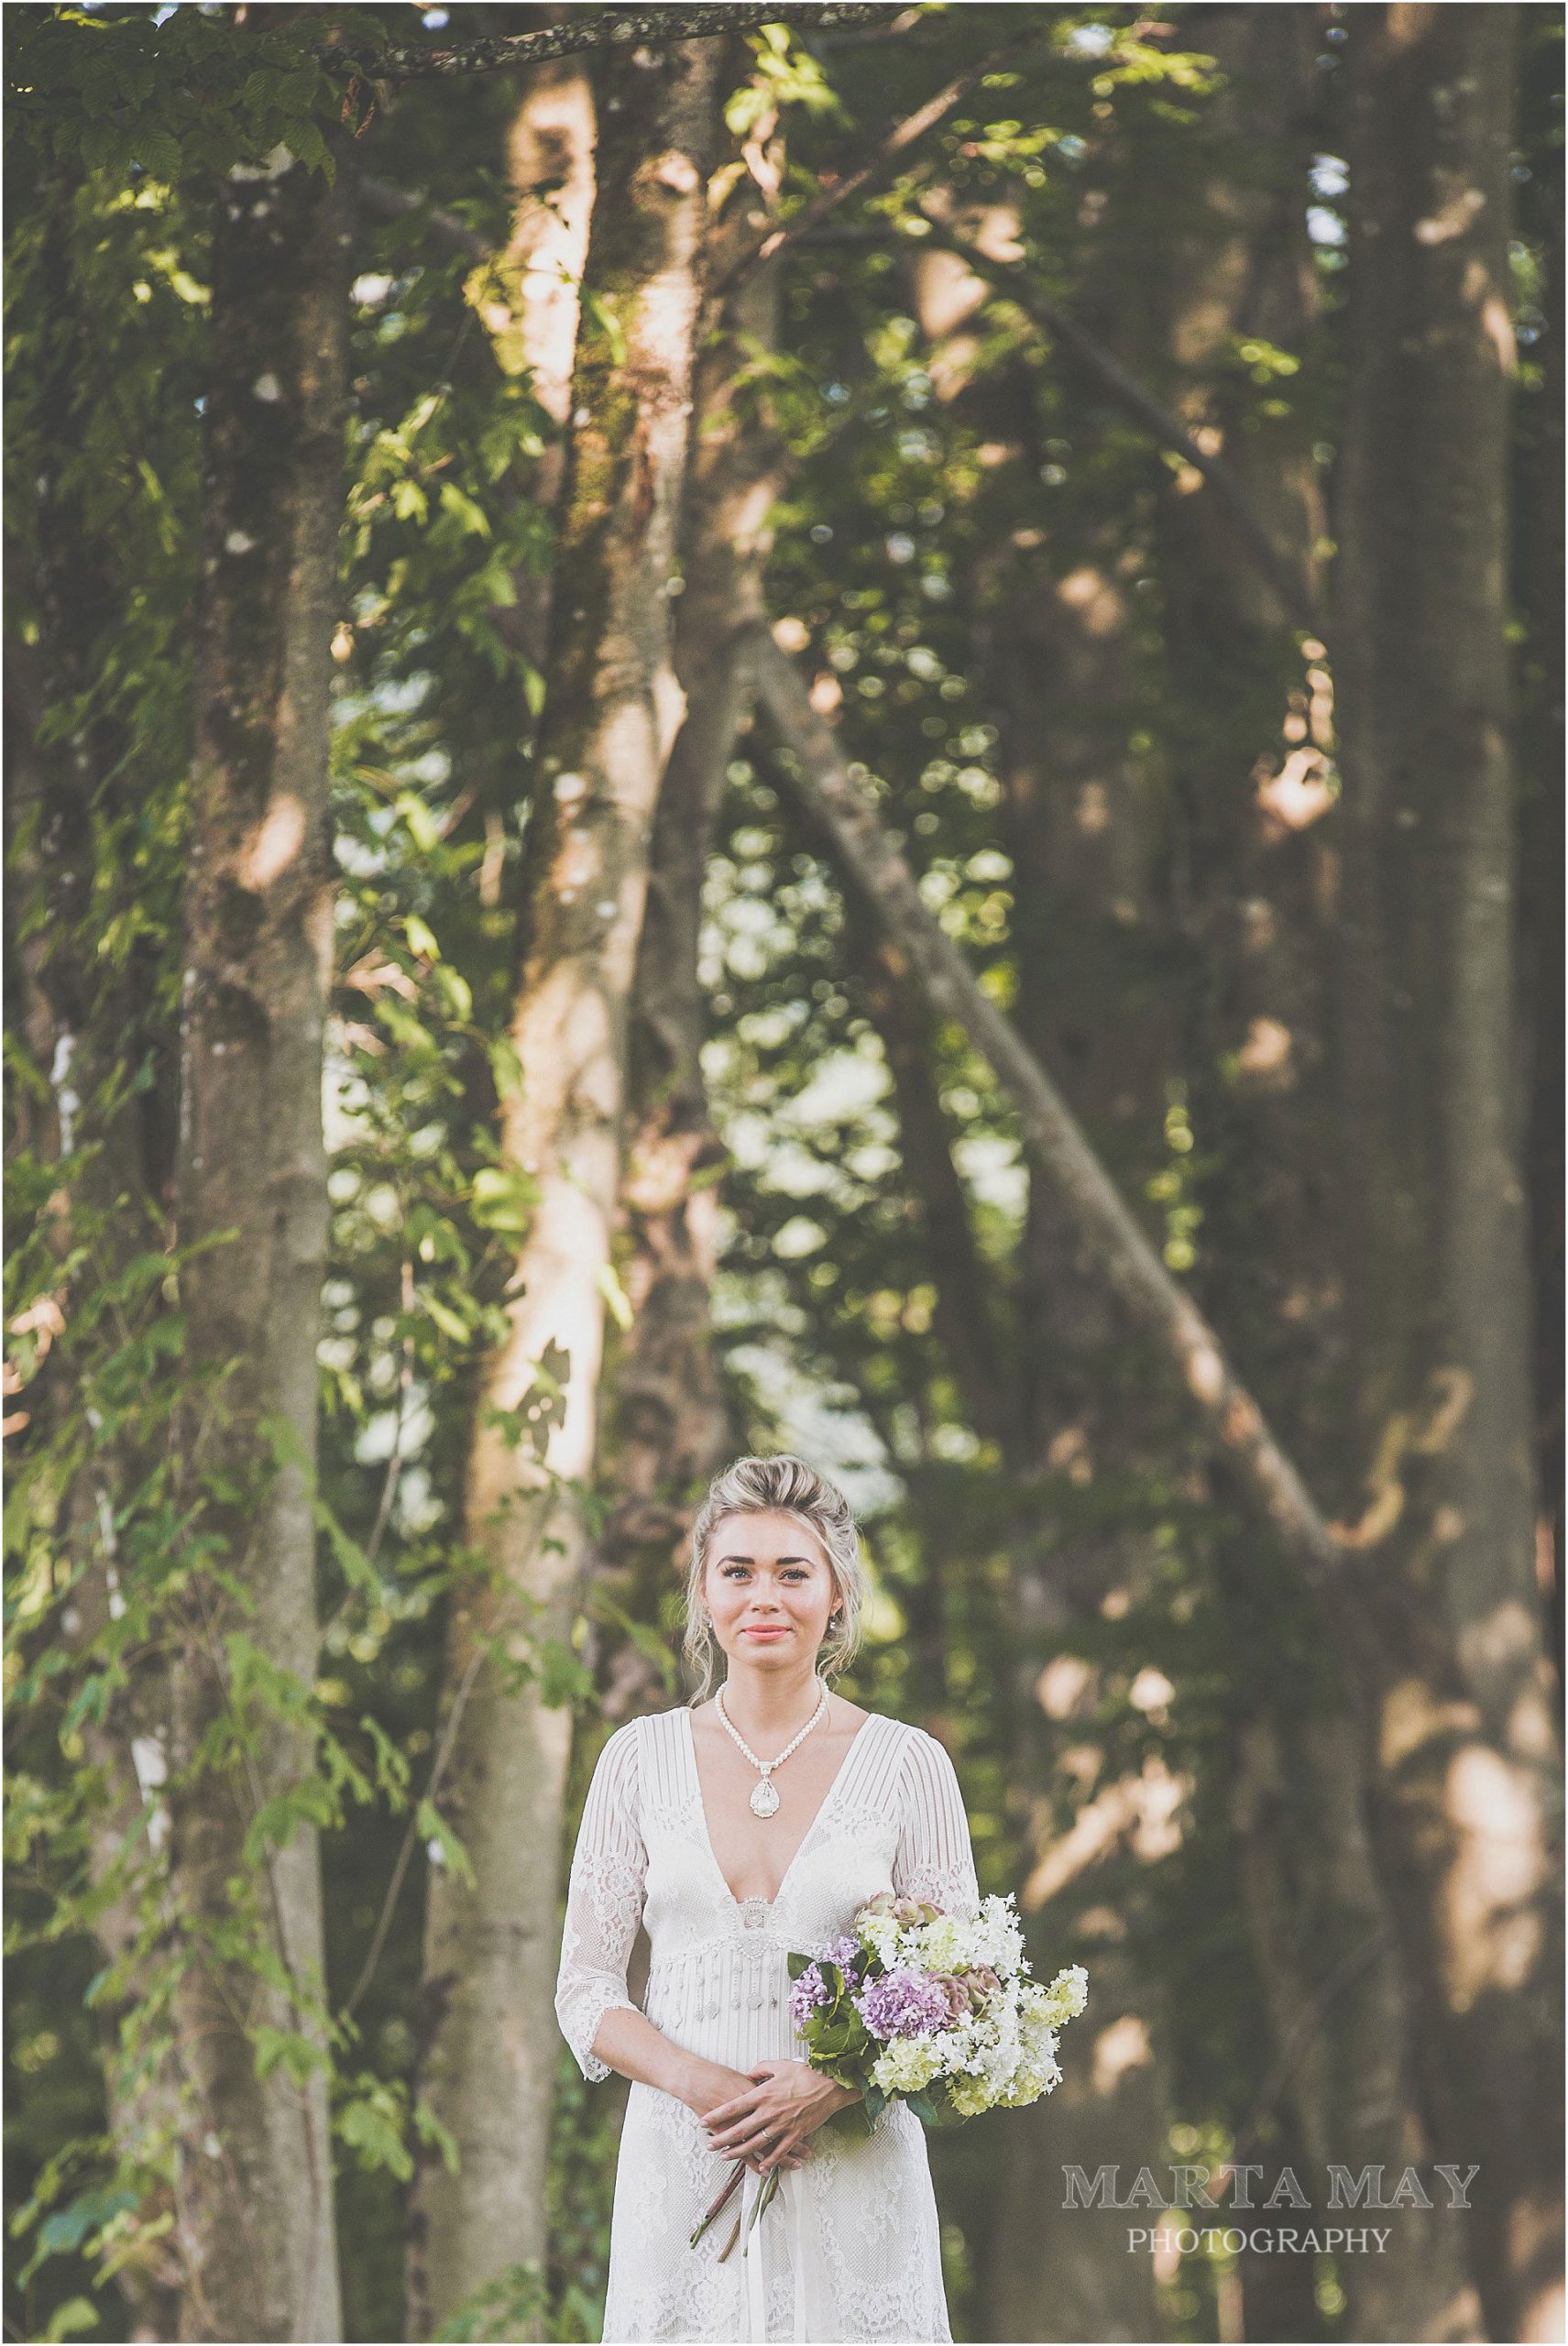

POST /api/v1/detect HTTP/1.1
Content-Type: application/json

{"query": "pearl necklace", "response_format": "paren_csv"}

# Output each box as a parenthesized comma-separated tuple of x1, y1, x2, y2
(715, 1679, 828, 1818)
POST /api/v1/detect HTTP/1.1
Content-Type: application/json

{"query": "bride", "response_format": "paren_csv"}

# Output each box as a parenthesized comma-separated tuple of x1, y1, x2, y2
(554, 1452, 981, 2343)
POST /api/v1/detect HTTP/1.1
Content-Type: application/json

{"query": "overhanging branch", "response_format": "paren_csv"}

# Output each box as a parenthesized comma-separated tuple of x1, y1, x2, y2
(707, 31, 1033, 301)
(746, 625, 1345, 1590)
(326, 3, 897, 82)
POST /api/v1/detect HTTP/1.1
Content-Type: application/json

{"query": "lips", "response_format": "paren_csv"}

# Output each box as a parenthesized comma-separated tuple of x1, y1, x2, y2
(741, 1625, 789, 1638)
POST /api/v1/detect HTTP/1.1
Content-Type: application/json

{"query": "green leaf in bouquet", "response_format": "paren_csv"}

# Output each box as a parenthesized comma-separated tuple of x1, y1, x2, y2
(826, 2007, 872, 2054)
(826, 2098, 879, 2142)
(908, 2083, 966, 2131)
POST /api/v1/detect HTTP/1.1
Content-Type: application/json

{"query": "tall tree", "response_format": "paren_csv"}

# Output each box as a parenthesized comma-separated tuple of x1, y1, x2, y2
(408, 40, 724, 2334)
(166, 136, 348, 2344)
(1333, 9, 1564, 2339)
(1146, 10, 1481, 2334)
(593, 104, 790, 1715)
(905, 193, 1182, 2339)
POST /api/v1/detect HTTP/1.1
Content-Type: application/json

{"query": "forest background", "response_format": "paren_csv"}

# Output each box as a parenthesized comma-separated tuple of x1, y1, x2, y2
(4, 4, 1563, 2344)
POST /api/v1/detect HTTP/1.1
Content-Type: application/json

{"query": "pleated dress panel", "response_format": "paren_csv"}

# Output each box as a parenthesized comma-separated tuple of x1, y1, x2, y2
(554, 1703, 981, 2344)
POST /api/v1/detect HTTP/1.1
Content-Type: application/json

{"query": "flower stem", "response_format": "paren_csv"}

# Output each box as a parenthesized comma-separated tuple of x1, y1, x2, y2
(717, 2202, 745, 2263)
(688, 2158, 747, 2252)
(743, 2164, 783, 2249)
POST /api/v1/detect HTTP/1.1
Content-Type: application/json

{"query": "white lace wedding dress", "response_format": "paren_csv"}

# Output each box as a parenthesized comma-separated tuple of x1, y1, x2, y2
(554, 1705, 981, 2343)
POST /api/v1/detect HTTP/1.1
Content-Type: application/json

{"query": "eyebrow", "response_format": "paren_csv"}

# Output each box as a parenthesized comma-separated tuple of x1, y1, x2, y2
(717, 1552, 818, 1565)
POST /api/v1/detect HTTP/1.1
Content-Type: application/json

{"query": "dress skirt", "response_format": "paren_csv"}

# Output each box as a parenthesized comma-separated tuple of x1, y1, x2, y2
(556, 1705, 981, 2343)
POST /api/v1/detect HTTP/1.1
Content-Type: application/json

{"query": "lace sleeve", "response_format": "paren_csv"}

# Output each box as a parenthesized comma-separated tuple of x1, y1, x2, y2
(554, 1718, 646, 2082)
(894, 1727, 980, 1919)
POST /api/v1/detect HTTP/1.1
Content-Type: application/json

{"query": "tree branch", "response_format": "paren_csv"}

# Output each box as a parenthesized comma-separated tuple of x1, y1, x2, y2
(746, 625, 1344, 1589)
(910, 213, 1326, 640)
(707, 31, 1033, 301)
(327, 3, 897, 82)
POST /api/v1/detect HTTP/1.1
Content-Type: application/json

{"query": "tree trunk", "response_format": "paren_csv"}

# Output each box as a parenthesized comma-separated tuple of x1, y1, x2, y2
(491, 53, 597, 674)
(166, 137, 347, 2346)
(1514, 11, 1565, 1680)
(587, 168, 786, 1720)
(978, 530, 1179, 2346)
(1334, 10, 1564, 2338)
(407, 42, 722, 2336)
(1150, 11, 1481, 2333)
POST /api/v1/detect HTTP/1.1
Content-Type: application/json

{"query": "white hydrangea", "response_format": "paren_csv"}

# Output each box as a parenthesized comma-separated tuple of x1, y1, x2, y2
(871, 2035, 946, 2095)
(908, 1914, 973, 1972)
(856, 1910, 904, 1968)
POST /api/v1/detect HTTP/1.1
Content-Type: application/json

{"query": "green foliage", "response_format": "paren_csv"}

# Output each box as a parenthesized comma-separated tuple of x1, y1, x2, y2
(6, 5, 390, 183)
(5, 5, 1557, 2341)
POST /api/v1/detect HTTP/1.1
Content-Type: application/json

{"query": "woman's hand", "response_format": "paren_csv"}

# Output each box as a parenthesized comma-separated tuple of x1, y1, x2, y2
(702, 2058, 861, 2173)
(682, 2059, 811, 2174)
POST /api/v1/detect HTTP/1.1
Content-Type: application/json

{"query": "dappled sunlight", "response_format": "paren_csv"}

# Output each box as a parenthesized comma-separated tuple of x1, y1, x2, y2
(1255, 746, 1334, 830)
(1127, 1668, 1174, 1724)
(1507, 1672, 1563, 1766)
(1376, 1676, 1483, 1775)
(1332, 1371, 1476, 1550)
(1091, 2012, 1155, 2096)
(1480, 291, 1515, 370)
(1074, 778, 1111, 836)
(550, 816, 601, 905)
(1181, 1342, 1225, 1405)
(1024, 1755, 1191, 1906)
(1233, 1014, 1294, 1088)
(238, 793, 307, 889)
(1056, 565, 1124, 638)
(1036, 1654, 1094, 1719)
(1413, 1368, 1474, 1455)
(1440, 1743, 1550, 2007)
(1412, 184, 1486, 246)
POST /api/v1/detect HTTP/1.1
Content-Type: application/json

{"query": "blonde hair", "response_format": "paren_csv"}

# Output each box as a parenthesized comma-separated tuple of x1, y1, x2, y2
(682, 1453, 865, 1703)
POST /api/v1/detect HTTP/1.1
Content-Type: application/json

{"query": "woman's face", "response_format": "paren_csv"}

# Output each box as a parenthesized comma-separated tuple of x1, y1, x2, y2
(703, 1509, 837, 1673)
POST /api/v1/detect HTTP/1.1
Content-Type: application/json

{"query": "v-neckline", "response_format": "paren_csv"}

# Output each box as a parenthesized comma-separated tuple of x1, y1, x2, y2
(682, 1702, 880, 1913)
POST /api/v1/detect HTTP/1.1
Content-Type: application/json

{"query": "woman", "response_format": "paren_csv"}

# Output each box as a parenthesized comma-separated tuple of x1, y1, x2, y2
(554, 1453, 981, 2344)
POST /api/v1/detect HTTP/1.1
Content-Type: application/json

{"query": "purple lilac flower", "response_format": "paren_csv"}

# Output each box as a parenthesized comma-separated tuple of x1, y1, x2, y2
(852, 1967, 955, 2042)
(789, 1964, 833, 2030)
(822, 1935, 861, 1971)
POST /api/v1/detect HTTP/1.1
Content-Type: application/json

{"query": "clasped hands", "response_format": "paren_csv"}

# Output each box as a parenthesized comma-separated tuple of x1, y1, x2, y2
(702, 2057, 860, 2174)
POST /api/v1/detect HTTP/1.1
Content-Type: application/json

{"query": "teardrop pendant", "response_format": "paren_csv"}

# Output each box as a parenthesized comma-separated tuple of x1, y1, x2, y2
(750, 1777, 780, 1818)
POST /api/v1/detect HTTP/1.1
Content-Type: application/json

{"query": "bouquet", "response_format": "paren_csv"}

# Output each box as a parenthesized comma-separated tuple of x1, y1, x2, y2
(690, 1890, 1087, 2260)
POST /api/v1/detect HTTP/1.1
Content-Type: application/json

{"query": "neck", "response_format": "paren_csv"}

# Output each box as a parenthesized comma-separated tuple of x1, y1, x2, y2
(718, 1661, 824, 1741)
